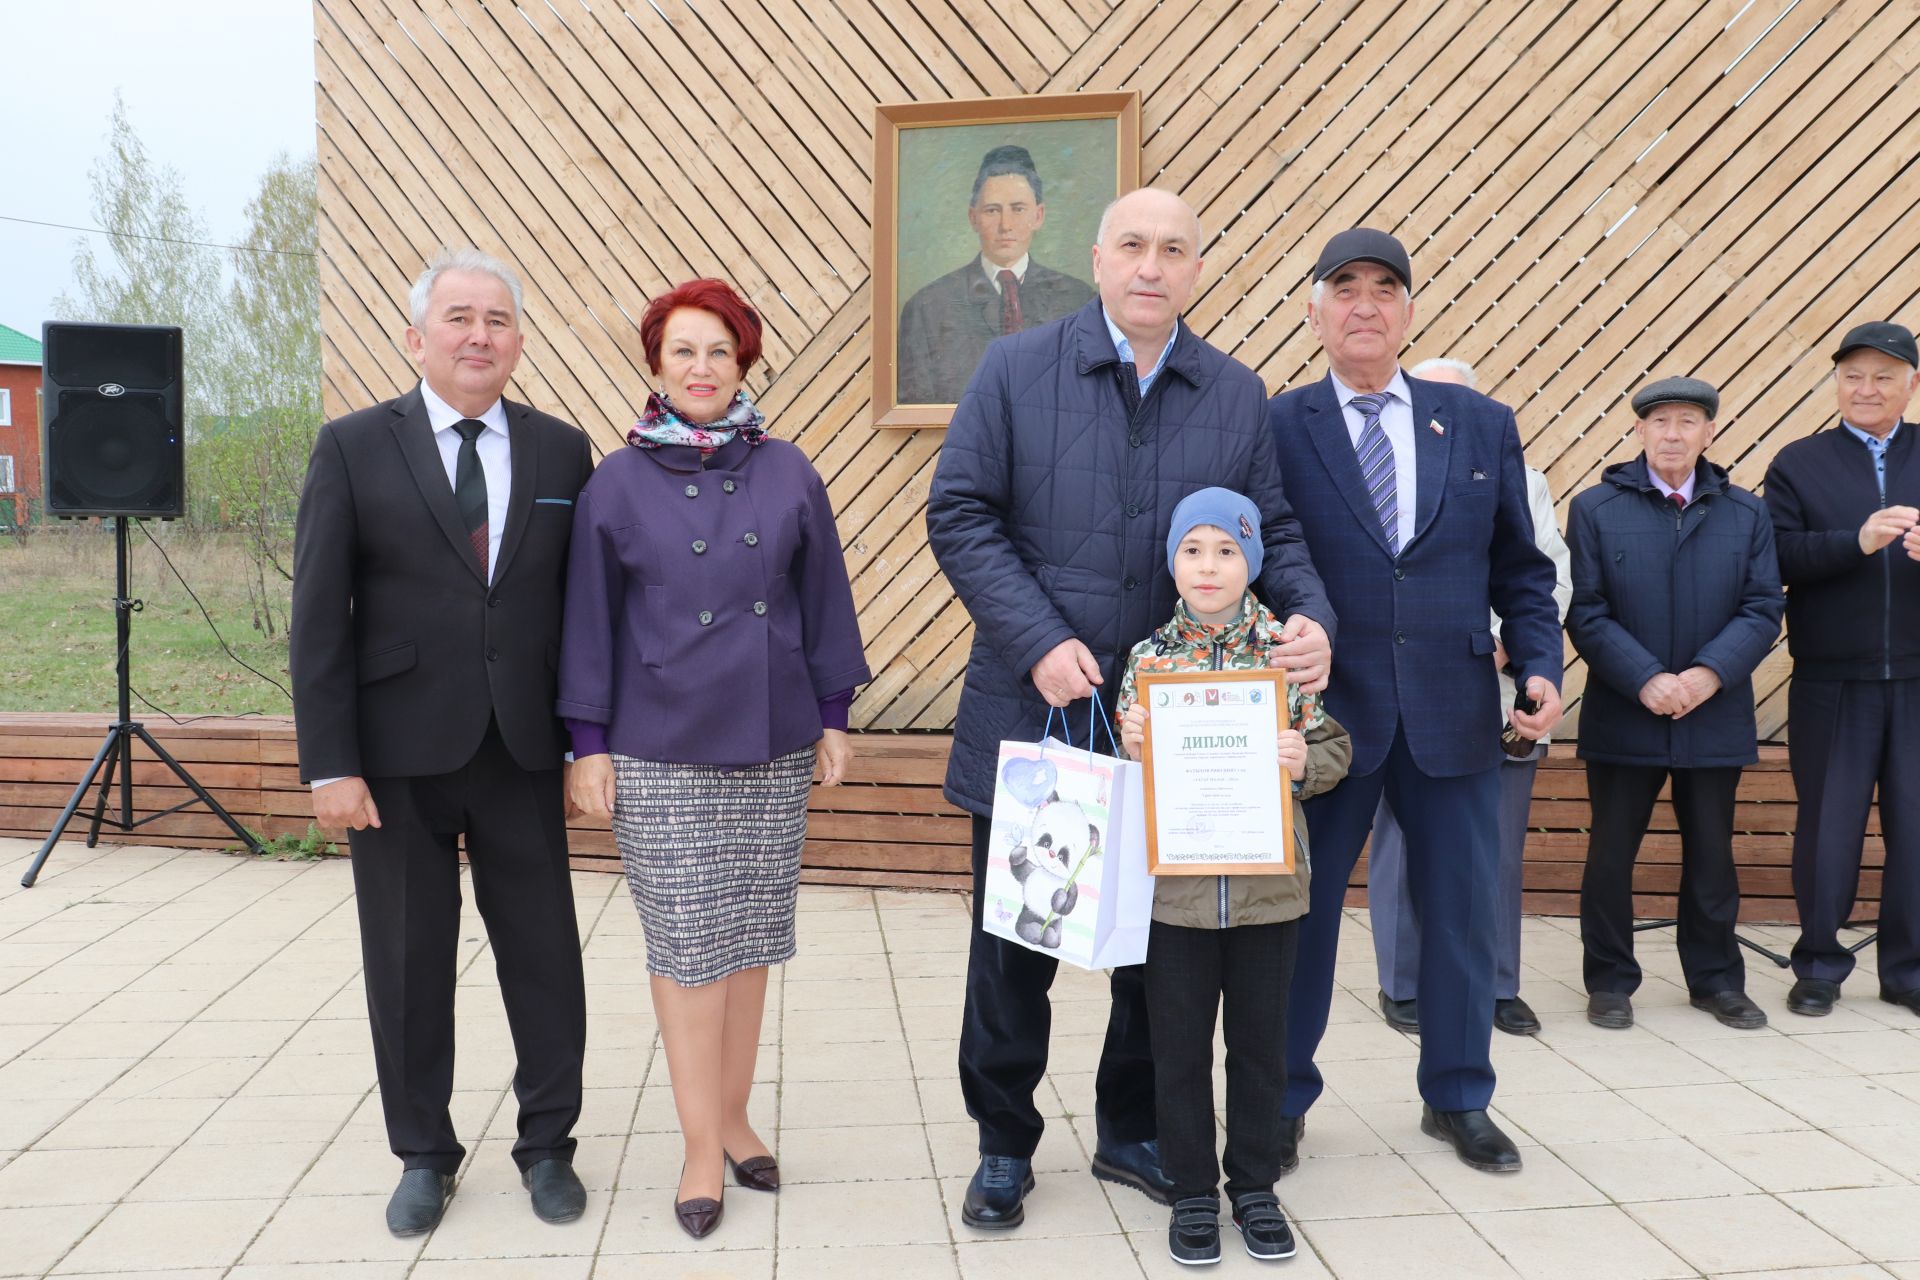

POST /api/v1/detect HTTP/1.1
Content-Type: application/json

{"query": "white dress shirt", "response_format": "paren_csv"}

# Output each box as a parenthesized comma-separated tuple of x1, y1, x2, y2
(1330, 367, 1417, 550)
(980, 253, 1030, 291)
(419, 378, 511, 582)
(311, 381, 512, 791)
(1646, 459, 1698, 507)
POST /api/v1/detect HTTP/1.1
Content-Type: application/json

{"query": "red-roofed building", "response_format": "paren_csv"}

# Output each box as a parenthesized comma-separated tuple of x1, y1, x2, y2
(0, 323, 42, 528)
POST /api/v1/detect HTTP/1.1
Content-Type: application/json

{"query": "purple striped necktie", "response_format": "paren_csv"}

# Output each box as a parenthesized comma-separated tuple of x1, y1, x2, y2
(1349, 392, 1399, 552)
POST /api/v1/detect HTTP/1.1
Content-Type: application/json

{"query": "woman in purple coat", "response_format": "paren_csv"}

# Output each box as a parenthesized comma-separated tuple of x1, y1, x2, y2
(560, 279, 870, 1238)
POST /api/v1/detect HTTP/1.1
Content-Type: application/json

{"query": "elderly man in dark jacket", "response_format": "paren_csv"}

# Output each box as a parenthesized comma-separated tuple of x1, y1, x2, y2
(1567, 376, 1784, 1032)
(928, 187, 1334, 1232)
(1764, 321, 1920, 1019)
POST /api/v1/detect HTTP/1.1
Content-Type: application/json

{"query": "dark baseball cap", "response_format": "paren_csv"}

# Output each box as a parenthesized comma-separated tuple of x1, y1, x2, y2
(1831, 321, 1918, 368)
(1631, 375, 1718, 419)
(1313, 228, 1413, 291)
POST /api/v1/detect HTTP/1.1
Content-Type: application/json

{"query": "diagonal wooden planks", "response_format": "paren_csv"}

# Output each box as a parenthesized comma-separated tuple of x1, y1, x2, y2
(319, 0, 1919, 741)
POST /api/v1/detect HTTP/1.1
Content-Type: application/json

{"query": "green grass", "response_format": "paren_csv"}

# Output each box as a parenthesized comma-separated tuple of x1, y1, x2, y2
(0, 526, 294, 717)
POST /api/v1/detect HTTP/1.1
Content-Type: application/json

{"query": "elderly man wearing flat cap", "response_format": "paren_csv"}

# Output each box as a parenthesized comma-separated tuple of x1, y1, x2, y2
(1267, 228, 1563, 1174)
(1764, 321, 1920, 1019)
(1565, 377, 1783, 1031)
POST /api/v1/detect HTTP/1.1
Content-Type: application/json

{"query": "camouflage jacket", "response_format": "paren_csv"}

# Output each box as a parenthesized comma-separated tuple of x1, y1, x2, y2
(1116, 592, 1351, 929)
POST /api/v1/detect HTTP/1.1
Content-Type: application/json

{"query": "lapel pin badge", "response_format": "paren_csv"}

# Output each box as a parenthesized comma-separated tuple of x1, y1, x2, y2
(1429, 419, 1445, 436)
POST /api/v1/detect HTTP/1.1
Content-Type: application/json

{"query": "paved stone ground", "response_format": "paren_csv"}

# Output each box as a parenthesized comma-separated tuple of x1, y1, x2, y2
(0, 837, 1916, 1278)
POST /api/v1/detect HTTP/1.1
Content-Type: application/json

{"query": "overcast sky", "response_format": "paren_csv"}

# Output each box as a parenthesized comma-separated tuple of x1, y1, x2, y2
(0, 1, 317, 337)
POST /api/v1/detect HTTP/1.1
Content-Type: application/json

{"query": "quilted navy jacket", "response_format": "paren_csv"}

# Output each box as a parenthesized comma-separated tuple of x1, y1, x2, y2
(1566, 456, 1783, 767)
(928, 300, 1335, 817)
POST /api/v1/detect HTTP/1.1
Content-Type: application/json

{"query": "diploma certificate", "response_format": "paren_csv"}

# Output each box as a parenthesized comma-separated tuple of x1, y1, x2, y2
(1137, 668, 1294, 875)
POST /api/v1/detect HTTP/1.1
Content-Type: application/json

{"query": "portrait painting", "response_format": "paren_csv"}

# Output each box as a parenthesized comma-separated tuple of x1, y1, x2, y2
(873, 92, 1140, 427)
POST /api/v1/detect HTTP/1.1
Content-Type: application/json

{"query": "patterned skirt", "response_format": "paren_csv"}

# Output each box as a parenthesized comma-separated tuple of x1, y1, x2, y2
(610, 746, 815, 987)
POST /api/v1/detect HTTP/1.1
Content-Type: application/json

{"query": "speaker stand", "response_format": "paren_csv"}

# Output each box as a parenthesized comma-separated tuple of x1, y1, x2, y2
(20, 519, 265, 887)
(1632, 916, 1792, 967)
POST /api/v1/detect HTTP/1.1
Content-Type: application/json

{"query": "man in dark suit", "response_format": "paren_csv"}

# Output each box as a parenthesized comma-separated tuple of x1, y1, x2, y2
(291, 247, 595, 1235)
(1566, 376, 1782, 1033)
(1764, 321, 1920, 1019)
(1267, 229, 1563, 1174)
(896, 144, 1095, 404)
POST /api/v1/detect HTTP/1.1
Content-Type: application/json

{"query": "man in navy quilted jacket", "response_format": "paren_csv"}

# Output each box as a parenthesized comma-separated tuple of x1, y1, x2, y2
(928, 186, 1335, 1231)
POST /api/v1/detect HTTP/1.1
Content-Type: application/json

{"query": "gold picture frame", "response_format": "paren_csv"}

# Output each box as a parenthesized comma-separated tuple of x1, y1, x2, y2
(872, 92, 1141, 429)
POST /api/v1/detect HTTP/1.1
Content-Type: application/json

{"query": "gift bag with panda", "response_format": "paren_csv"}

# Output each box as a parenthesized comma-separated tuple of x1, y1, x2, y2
(981, 699, 1152, 970)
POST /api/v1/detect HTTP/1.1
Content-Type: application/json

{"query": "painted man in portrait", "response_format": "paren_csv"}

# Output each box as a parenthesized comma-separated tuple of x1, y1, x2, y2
(897, 144, 1096, 404)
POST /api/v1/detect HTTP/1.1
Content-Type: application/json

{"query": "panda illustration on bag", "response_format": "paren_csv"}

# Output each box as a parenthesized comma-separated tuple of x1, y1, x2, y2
(1008, 796, 1100, 949)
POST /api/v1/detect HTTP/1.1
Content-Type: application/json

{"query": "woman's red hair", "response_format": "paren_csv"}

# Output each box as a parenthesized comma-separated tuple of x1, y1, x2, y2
(639, 278, 764, 376)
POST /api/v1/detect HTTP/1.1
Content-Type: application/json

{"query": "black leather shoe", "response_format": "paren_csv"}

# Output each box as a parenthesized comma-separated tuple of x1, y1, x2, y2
(1276, 1115, 1303, 1176)
(1880, 986, 1920, 1016)
(1421, 1105, 1522, 1173)
(1586, 991, 1633, 1029)
(1378, 988, 1419, 1032)
(386, 1169, 454, 1237)
(1092, 1137, 1175, 1205)
(1168, 1195, 1222, 1266)
(1788, 977, 1840, 1016)
(725, 1150, 779, 1192)
(1494, 995, 1541, 1036)
(1691, 989, 1768, 1030)
(1230, 1191, 1296, 1260)
(962, 1154, 1033, 1230)
(521, 1158, 586, 1223)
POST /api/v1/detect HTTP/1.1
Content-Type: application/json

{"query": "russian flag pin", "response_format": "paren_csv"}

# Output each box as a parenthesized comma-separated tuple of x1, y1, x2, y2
(1429, 419, 1445, 436)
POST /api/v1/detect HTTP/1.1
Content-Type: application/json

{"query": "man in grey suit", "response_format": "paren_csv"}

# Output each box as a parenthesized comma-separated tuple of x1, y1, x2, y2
(1366, 357, 1571, 1039)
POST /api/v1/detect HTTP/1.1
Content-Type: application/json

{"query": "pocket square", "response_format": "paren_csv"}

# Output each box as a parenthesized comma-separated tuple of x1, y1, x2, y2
(1470, 469, 1488, 481)
(534, 497, 574, 506)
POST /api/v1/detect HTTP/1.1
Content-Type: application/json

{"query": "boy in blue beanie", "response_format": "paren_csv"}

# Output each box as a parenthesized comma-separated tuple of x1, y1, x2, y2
(1116, 487, 1351, 1266)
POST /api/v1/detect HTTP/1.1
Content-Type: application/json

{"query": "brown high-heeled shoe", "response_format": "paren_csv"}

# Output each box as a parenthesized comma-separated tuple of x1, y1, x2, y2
(725, 1150, 780, 1193)
(674, 1164, 724, 1238)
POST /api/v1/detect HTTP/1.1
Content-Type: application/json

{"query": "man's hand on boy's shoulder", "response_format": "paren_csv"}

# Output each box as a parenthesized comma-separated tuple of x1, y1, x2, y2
(1269, 614, 1331, 692)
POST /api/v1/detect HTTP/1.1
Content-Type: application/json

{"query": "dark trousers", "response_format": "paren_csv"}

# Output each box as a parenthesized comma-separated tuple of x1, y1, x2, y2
(1285, 726, 1501, 1116)
(960, 814, 1156, 1157)
(1789, 677, 1920, 990)
(1144, 918, 1299, 1202)
(351, 721, 587, 1174)
(1580, 762, 1744, 997)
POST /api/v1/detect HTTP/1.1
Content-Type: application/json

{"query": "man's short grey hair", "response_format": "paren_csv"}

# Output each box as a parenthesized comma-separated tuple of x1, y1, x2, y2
(409, 246, 525, 327)
(1410, 357, 1477, 388)
(1309, 277, 1414, 307)
(1094, 193, 1204, 250)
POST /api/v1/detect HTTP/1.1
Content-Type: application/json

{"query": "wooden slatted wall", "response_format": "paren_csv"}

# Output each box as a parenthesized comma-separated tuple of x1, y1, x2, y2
(316, 0, 1920, 745)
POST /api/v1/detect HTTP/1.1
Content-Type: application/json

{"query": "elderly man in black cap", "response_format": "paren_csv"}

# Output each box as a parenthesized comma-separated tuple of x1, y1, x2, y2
(896, 144, 1095, 404)
(1268, 228, 1563, 1174)
(1566, 377, 1783, 1029)
(1765, 322, 1920, 1018)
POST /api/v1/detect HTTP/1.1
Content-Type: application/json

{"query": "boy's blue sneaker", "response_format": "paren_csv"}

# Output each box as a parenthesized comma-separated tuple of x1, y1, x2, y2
(1231, 1191, 1297, 1260)
(961, 1154, 1033, 1230)
(1092, 1136, 1176, 1204)
(1169, 1195, 1222, 1266)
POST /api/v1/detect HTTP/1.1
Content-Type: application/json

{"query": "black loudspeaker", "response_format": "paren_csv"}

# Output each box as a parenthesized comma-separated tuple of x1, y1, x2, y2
(41, 322, 185, 519)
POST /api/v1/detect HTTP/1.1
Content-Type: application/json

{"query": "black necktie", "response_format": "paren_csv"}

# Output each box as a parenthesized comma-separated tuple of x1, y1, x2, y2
(454, 418, 489, 575)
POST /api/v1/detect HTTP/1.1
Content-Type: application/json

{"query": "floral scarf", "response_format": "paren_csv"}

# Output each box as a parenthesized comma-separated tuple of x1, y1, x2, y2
(626, 389, 767, 450)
